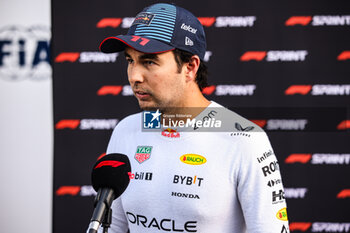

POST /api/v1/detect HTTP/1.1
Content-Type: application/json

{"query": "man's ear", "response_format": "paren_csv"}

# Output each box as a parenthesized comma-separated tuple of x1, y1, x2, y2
(185, 55, 200, 82)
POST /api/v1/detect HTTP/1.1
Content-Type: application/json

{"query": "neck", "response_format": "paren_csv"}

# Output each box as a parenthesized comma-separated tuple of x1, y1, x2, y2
(162, 86, 210, 119)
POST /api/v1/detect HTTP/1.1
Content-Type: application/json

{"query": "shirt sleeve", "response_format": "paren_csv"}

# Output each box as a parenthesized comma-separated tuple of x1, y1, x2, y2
(98, 121, 129, 233)
(236, 132, 290, 233)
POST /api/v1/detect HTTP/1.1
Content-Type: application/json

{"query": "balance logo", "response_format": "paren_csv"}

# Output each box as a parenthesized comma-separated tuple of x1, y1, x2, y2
(143, 110, 161, 129)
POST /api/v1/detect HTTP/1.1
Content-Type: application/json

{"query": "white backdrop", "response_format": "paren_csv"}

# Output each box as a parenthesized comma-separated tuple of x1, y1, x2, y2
(0, 0, 52, 233)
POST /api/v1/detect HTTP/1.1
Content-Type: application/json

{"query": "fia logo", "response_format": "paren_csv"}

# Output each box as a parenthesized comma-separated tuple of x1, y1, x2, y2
(0, 25, 51, 81)
(143, 110, 161, 129)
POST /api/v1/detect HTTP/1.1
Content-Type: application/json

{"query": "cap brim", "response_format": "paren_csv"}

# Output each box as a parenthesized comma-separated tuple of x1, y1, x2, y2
(99, 35, 175, 54)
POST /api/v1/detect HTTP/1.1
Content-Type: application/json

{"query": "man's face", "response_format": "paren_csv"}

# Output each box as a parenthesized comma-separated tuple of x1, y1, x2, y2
(125, 47, 187, 111)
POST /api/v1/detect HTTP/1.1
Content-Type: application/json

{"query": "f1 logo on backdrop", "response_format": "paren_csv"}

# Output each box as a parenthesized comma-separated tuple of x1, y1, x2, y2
(250, 119, 308, 131)
(201, 85, 256, 96)
(285, 84, 350, 95)
(55, 52, 118, 63)
(55, 119, 118, 130)
(285, 153, 350, 164)
(96, 16, 257, 28)
(240, 50, 308, 62)
(337, 51, 350, 61)
(285, 15, 350, 26)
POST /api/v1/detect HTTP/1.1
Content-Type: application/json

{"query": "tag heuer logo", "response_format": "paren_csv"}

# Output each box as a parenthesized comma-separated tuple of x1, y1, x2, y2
(135, 146, 152, 163)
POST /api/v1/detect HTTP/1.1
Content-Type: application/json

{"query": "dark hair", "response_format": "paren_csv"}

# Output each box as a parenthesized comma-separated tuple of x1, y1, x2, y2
(172, 49, 208, 91)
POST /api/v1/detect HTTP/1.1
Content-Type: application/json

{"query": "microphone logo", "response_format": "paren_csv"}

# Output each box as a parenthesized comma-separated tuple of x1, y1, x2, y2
(94, 160, 125, 169)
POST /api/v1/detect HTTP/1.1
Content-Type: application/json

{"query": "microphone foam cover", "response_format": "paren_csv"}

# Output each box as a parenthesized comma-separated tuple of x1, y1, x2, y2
(91, 153, 131, 199)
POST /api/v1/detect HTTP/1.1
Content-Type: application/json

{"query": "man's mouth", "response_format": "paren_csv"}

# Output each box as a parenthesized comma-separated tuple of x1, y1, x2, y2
(134, 90, 151, 100)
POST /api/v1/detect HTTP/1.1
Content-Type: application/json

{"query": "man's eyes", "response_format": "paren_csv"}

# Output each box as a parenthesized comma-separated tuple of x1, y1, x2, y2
(125, 58, 156, 66)
(143, 60, 156, 65)
(126, 58, 133, 64)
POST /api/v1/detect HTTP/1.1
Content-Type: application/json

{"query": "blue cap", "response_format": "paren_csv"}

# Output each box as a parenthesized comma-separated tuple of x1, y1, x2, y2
(99, 3, 206, 60)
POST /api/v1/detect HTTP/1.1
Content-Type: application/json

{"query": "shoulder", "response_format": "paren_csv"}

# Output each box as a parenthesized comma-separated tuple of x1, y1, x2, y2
(209, 101, 264, 133)
(111, 112, 142, 135)
(209, 101, 272, 152)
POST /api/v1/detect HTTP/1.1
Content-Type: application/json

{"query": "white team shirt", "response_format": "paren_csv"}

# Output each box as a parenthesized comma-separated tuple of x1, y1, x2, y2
(103, 101, 289, 233)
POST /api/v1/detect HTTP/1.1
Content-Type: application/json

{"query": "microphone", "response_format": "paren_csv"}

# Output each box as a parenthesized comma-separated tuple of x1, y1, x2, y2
(87, 153, 131, 233)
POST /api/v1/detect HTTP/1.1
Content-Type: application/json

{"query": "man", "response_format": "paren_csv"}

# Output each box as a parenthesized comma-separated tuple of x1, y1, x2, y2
(99, 3, 289, 233)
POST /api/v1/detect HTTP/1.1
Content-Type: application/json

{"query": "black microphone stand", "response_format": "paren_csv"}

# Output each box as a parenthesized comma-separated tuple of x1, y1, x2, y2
(87, 188, 115, 233)
(102, 207, 112, 233)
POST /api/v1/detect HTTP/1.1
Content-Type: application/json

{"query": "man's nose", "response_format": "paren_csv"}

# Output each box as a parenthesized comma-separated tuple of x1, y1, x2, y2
(128, 65, 144, 84)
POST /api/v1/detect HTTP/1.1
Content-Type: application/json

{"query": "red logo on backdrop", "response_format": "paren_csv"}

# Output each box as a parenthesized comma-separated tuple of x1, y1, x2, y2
(55, 53, 80, 63)
(55, 120, 80, 129)
(289, 222, 312, 231)
(56, 186, 81, 196)
(94, 160, 125, 169)
(285, 85, 312, 95)
(97, 18, 122, 28)
(337, 189, 350, 198)
(240, 51, 267, 61)
(337, 120, 350, 130)
(197, 17, 216, 27)
(97, 86, 123, 96)
(337, 51, 350, 61)
(250, 119, 267, 128)
(285, 154, 312, 164)
(285, 16, 312, 26)
(202, 85, 216, 95)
